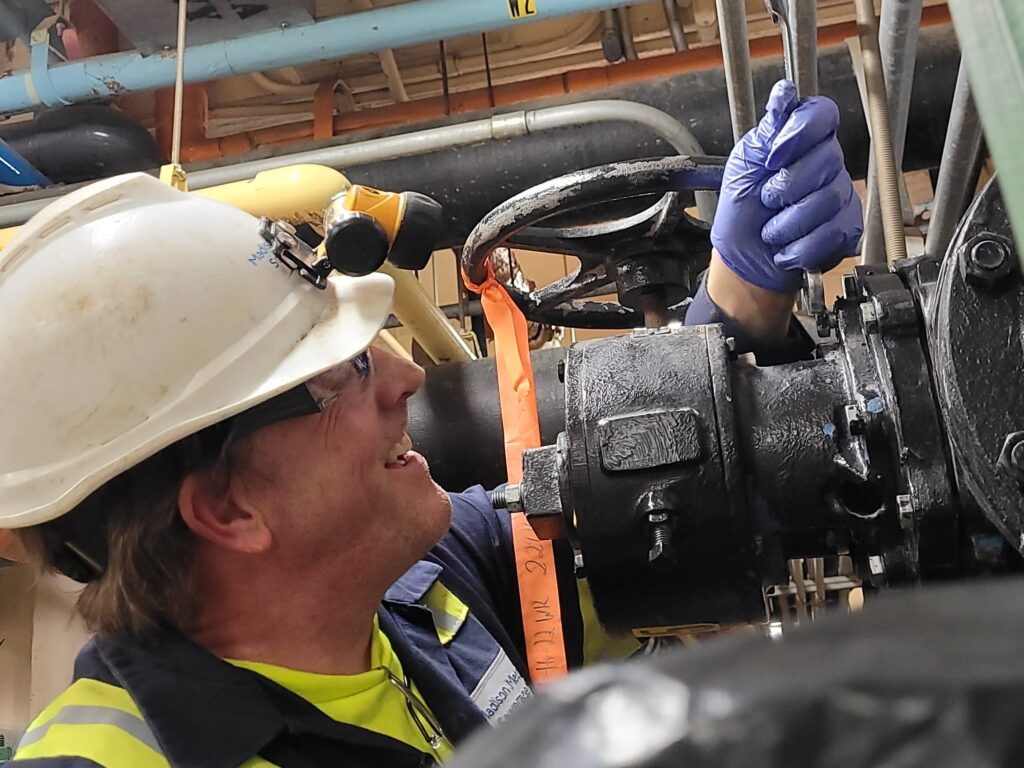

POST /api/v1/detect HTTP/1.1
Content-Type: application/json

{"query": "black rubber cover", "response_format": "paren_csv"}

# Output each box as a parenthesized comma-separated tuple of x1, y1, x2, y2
(387, 192, 443, 271)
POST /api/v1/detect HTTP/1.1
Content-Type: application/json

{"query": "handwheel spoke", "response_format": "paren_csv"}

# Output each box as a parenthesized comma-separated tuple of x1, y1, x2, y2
(531, 268, 617, 310)
(505, 234, 608, 268)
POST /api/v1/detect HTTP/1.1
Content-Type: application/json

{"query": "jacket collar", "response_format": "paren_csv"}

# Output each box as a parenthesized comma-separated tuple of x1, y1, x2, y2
(95, 629, 287, 768)
(385, 560, 443, 605)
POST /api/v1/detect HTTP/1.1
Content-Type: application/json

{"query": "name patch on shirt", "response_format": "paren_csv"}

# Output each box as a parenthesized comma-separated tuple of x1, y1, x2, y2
(470, 650, 533, 725)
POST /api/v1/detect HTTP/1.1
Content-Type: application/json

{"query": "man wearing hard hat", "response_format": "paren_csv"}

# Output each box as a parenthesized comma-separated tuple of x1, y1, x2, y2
(1, 81, 860, 767)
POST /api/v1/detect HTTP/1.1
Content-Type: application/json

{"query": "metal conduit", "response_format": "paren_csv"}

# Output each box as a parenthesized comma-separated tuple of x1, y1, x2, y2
(861, 0, 923, 265)
(662, 0, 688, 52)
(0, 100, 717, 228)
(853, 0, 907, 264)
(716, 0, 757, 142)
(789, 0, 818, 95)
(617, 7, 639, 61)
(925, 60, 985, 262)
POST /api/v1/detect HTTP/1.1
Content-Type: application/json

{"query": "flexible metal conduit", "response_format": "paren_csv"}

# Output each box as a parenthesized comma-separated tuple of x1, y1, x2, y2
(716, 0, 757, 142)
(924, 60, 985, 262)
(0, 100, 716, 228)
(861, 0, 923, 265)
(853, 0, 907, 263)
(0, 0, 628, 114)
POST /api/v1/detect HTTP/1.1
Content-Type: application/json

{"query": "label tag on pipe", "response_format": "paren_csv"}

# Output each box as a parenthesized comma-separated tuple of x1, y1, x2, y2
(507, 0, 537, 19)
(464, 262, 567, 684)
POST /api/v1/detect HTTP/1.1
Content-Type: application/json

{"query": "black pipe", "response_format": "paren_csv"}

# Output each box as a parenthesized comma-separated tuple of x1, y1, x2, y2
(0, 105, 159, 184)
(339, 25, 958, 247)
(407, 347, 567, 491)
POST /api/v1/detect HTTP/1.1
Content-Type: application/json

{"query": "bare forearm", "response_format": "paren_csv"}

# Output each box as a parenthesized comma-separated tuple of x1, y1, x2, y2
(706, 250, 796, 341)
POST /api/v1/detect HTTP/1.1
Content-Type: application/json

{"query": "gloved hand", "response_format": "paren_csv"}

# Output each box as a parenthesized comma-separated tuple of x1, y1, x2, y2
(710, 80, 863, 293)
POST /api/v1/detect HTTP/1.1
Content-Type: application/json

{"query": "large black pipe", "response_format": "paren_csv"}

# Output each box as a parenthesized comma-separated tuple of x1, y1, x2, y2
(0, 105, 159, 184)
(407, 347, 567, 492)
(343, 25, 958, 247)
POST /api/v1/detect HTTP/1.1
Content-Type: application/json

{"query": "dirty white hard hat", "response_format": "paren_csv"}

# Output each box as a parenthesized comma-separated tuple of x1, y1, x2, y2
(0, 173, 394, 528)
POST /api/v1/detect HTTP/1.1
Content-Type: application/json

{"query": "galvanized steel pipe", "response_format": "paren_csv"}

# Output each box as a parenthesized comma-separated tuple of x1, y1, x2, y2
(716, 0, 757, 142)
(662, 0, 688, 51)
(789, 0, 818, 95)
(925, 60, 985, 262)
(853, 0, 907, 264)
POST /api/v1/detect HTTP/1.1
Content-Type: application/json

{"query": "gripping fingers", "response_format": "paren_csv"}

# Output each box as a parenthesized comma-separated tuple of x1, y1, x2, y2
(752, 80, 800, 147)
(762, 170, 853, 247)
(761, 135, 845, 210)
(766, 96, 841, 171)
(772, 184, 864, 273)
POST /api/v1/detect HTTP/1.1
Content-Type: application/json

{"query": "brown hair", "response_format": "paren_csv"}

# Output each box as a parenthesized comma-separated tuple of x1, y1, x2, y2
(17, 429, 232, 638)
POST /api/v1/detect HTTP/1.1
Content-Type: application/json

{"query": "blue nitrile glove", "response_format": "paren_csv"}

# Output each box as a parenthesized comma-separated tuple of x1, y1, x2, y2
(710, 80, 863, 293)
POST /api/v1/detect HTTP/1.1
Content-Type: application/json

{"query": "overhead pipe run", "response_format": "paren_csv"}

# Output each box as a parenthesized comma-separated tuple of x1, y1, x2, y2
(0, 0, 630, 114)
(0, 98, 715, 228)
(130, 6, 952, 165)
(0, 26, 961, 246)
(204, 98, 718, 221)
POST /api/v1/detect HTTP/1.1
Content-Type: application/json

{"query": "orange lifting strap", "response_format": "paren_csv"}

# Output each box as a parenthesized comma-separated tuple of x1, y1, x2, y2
(464, 263, 568, 683)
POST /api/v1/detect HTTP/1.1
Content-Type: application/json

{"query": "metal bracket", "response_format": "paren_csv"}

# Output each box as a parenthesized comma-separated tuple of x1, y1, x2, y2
(26, 16, 70, 108)
(258, 217, 333, 289)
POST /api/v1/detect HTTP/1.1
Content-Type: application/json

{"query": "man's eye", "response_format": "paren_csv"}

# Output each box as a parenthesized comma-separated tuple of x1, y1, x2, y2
(351, 351, 371, 380)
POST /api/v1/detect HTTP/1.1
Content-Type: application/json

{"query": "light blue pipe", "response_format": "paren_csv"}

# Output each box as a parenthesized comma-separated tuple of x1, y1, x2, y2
(3, 0, 625, 114)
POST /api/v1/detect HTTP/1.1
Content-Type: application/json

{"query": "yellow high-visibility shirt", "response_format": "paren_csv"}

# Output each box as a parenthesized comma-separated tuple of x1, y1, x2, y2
(229, 614, 453, 764)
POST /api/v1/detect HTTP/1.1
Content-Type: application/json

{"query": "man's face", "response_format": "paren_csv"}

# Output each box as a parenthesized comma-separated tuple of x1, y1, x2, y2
(228, 346, 452, 584)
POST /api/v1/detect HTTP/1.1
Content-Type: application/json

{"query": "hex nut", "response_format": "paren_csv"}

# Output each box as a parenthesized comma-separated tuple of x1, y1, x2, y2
(504, 483, 524, 513)
(961, 235, 1017, 291)
(860, 302, 879, 334)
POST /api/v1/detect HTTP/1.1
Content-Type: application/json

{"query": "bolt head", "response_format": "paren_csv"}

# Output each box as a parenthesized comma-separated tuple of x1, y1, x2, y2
(997, 432, 1024, 485)
(504, 483, 524, 512)
(971, 239, 1008, 271)
(962, 235, 1017, 290)
(1013, 441, 1024, 468)
(859, 302, 879, 333)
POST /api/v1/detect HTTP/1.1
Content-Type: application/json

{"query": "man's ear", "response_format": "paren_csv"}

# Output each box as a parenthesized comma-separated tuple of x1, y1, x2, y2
(178, 468, 272, 554)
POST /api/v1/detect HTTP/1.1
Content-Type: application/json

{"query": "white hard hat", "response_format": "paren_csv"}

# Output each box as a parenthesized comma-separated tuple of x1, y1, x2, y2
(0, 173, 394, 528)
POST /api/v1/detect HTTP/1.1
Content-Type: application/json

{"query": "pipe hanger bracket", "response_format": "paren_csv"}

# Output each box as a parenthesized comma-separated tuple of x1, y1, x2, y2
(27, 18, 71, 109)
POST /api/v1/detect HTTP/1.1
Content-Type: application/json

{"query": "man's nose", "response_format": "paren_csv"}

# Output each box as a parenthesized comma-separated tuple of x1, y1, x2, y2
(373, 346, 426, 407)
